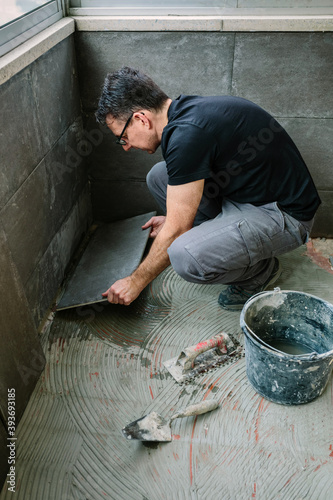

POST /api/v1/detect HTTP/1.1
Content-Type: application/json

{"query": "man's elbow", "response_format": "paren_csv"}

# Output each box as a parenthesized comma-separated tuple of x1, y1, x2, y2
(163, 220, 194, 240)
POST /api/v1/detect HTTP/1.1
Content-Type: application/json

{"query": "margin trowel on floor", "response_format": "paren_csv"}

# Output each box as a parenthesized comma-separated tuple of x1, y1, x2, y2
(163, 333, 236, 383)
(122, 399, 219, 442)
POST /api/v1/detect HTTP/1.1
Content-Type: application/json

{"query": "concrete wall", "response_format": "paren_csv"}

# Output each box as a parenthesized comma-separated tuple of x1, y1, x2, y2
(0, 34, 91, 487)
(75, 31, 333, 237)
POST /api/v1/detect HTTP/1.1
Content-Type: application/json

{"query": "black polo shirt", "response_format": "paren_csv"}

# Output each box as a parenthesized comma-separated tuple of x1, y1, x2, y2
(161, 95, 321, 221)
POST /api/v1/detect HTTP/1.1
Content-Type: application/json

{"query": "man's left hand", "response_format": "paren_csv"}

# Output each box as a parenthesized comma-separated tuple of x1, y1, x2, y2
(102, 276, 143, 305)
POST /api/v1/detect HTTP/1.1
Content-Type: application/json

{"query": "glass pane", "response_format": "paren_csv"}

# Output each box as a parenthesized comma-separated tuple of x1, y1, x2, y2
(80, 0, 232, 6)
(0, 0, 51, 27)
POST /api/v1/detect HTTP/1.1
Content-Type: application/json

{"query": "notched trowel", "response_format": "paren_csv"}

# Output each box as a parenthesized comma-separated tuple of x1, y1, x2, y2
(163, 333, 235, 383)
(122, 399, 219, 442)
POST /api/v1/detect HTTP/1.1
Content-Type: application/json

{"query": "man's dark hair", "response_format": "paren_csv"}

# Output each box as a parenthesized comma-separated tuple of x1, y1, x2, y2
(95, 66, 169, 124)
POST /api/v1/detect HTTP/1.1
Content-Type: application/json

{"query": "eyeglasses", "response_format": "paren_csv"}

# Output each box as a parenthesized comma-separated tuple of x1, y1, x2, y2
(116, 113, 133, 145)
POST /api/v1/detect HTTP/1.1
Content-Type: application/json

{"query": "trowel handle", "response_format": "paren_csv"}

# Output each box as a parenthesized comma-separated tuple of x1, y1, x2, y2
(170, 399, 219, 422)
(178, 333, 233, 371)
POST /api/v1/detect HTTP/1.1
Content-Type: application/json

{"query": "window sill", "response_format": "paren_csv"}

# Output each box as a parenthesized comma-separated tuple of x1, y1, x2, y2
(0, 18, 75, 86)
(71, 8, 333, 32)
(1, 8, 333, 86)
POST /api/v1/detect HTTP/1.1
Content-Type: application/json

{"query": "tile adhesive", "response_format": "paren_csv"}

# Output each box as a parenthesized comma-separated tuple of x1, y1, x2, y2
(1, 246, 333, 500)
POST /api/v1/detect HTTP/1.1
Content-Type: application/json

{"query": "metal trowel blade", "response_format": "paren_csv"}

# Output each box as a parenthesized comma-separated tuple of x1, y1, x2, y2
(122, 412, 172, 442)
(163, 356, 185, 383)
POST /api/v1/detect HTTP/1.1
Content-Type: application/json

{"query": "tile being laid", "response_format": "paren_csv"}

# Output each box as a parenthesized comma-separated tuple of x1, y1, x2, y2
(56, 211, 156, 310)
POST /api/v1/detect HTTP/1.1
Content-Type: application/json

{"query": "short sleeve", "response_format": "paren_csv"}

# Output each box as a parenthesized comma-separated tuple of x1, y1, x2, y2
(163, 123, 217, 185)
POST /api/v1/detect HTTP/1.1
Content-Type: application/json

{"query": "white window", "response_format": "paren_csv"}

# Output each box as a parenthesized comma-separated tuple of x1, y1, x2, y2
(68, 0, 333, 15)
(68, 0, 232, 16)
(0, 0, 64, 57)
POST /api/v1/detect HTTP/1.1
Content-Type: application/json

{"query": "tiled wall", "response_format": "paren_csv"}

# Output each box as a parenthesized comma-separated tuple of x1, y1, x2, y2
(0, 35, 92, 327)
(0, 35, 91, 483)
(75, 31, 333, 236)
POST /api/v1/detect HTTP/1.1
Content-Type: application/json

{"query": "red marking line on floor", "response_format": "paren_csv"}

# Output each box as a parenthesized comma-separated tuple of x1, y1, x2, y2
(58, 337, 66, 352)
(189, 416, 198, 486)
(283, 470, 298, 488)
(314, 461, 329, 472)
(203, 376, 222, 398)
(153, 467, 161, 480)
(149, 386, 154, 399)
(306, 240, 333, 275)
(255, 398, 266, 443)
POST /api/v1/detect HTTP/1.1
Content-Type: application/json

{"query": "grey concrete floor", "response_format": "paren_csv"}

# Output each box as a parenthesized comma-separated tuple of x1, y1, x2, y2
(1, 242, 333, 500)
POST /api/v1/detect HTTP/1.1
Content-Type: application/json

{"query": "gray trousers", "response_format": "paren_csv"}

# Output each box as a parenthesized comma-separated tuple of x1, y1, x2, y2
(146, 161, 314, 289)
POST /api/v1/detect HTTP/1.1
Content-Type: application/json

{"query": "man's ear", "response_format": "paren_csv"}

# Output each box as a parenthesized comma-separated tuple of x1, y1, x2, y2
(133, 111, 151, 128)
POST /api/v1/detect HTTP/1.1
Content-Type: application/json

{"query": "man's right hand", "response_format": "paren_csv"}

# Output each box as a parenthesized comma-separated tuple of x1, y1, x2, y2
(142, 216, 166, 238)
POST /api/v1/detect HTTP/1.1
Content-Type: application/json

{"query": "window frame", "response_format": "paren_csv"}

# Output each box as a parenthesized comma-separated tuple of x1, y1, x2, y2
(0, 1, 64, 57)
(68, 0, 236, 16)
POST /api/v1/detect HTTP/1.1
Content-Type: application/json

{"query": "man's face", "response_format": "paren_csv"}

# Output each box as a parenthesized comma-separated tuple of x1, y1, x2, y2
(106, 112, 159, 154)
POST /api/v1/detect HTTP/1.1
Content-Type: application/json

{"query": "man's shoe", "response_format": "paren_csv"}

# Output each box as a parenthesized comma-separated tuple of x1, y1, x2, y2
(218, 258, 282, 311)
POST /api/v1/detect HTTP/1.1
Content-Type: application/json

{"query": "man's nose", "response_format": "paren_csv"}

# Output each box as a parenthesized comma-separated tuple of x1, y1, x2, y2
(122, 143, 131, 151)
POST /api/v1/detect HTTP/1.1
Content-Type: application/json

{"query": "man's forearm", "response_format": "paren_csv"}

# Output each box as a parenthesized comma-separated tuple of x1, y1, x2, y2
(130, 227, 177, 288)
(102, 180, 204, 305)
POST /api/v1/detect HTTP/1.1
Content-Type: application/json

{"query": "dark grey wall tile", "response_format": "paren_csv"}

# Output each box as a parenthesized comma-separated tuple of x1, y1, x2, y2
(2, 123, 90, 287)
(279, 118, 333, 191)
(2, 162, 51, 285)
(55, 183, 92, 275)
(0, 226, 45, 426)
(84, 112, 164, 182)
(45, 118, 89, 232)
(311, 191, 333, 238)
(0, 34, 90, 332)
(0, 69, 44, 210)
(232, 33, 333, 118)
(31, 35, 81, 152)
(25, 186, 92, 326)
(75, 32, 235, 111)
(91, 180, 159, 223)
(25, 232, 64, 326)
(0, 36, 82, 212)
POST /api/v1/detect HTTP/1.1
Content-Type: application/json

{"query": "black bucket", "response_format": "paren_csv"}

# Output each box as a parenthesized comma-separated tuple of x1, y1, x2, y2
(240, 289, 333, 405)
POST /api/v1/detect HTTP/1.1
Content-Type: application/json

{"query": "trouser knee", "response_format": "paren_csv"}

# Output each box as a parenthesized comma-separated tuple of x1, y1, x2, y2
(146, 161, 167, 194)
(168, 236, 216, 284)
(146, 161, 168, 213)
(146, 167, 156, 194)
